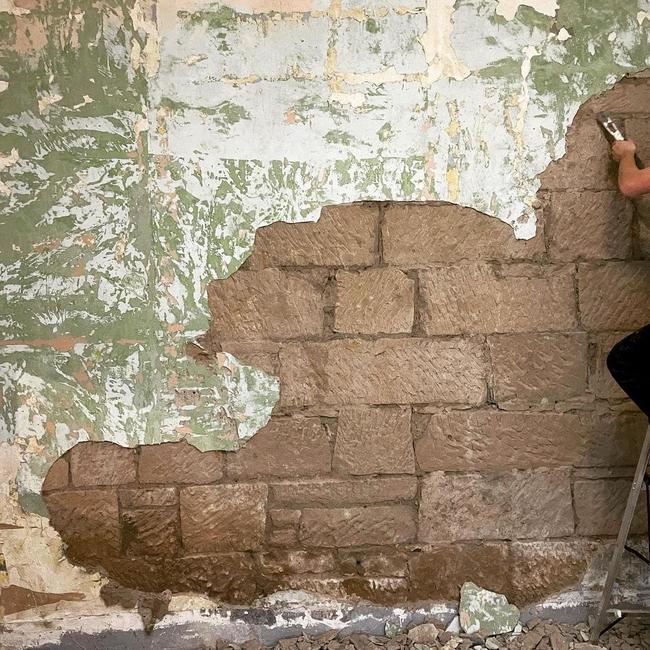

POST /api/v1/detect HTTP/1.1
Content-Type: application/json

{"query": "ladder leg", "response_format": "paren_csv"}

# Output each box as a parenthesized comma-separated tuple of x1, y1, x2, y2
(591, 424, 650, 641)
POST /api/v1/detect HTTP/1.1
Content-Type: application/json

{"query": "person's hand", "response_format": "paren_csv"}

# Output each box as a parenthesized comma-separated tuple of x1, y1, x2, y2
(612, 139, 637, 162)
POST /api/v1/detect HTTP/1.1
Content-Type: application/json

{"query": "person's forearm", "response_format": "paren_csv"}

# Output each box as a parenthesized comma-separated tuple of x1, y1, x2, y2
(617, 152, 646, 198)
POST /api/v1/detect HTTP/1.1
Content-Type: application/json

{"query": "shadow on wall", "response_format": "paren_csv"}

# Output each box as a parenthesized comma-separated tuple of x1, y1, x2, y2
(41, 75, 650, 609)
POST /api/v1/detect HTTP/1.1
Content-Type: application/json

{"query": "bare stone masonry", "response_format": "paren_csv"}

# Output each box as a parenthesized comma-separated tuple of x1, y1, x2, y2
(43, 77, 650, 607)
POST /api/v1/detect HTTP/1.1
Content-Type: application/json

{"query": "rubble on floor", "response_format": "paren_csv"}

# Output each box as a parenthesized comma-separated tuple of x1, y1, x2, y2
(217, 616, 650, 650)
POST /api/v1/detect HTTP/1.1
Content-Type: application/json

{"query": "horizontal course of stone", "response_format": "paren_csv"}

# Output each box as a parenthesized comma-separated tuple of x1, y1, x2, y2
(43, 79, 650, 607)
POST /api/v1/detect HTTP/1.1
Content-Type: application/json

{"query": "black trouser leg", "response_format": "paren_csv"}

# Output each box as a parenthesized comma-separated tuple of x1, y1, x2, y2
(607, 323, 650, 419)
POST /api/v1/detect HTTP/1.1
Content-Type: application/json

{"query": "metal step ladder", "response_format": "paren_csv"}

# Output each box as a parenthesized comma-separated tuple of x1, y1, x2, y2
(591, 423, 650, 641)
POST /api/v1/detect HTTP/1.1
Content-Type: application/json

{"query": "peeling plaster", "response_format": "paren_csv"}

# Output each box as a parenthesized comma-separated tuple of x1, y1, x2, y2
(0, 0, 649, 624)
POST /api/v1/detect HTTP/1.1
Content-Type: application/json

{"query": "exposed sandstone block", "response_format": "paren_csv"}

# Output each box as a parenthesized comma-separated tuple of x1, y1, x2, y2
(208, 269, 325, 341)
(509, 540, 599, 605)
(279, 338, 487, 406)
(270, 476, 417, 507)
(488, 333, 587, 406)
(225, 416, 331, 479)
(180, 484, 267, 553)
(243, 204, 378, 269)
(546, 191, 633, 261)
(339, 549, 409, 577)
(414, 409, 645, 471)
(45, 489, 120, 558)
(300, 505, 416, 547)
(574, 479, 647, 536)
(70, 442, 136, 487)
(122, 508, 179, 557)
(119, 487, 177, 508)
(538, 119, 616, 190)
(333, 406, 414, 475)
(408, 543, 511, 601)
(589, 332, 634, 399)
(419, 470, 573, 542)
(269, 509, 301, 527)
(42, 456, 69, 492)
(257, 550, 337, 575)
(268, 528, 299, 546)
(138, 441, 223, 484)
(341, 577, 411, 604)
(381, 204, 543, 267)
(578, 262, 650, 330)
(418, 264, 576, 335)
(334, 267, 414, 334)
(588, 79, 650, 114)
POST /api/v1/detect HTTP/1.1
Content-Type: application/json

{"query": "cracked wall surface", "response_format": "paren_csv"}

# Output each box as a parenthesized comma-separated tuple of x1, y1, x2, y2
(0, 0, 650, 632)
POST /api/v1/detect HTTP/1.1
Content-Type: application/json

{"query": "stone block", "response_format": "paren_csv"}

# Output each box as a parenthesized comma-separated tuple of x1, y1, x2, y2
(270, 476, 417, 507)
(578, 262, 650, 330)
(70, 442, 136, 487)
(243, 204, 378, 269)
(119, 487, 177, 508)
(509, 541, 599, 606)
(419, 470, 573, 542)
(122, 508, 179, 557)
(180, 483, 267, 552)
(408, 543, 511, 601)
(208, 269, 325, 341)
(418, 264, 576, 335)
(488, 333, 587, 406)
(138, 441, 223, 484)
(574, 479, 647, 536)
(538, 119, 617, 191)
(300, 505, 416, 547)
(333, 406, 414, 475)
(42, 456, 69, 492)
(589, 331, 634, 399)
(334, 267, 414, 334)
(270, 509, 301, 527)
(381, 204, 543, 267)
(268, 528, 299, 547)
(257, 550, 337, 575)
(217, 340, 280, 375)
(546, 191, 633, 261)
(45, 489, 120, 559)
(414, 409, 645, 470)
(340, 549, 409, 577)
(279, 337, 487, 406)
(226, 416, 331, 479)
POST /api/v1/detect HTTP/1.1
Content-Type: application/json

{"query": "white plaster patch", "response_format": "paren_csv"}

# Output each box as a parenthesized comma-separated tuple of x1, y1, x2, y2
(496, 0, 558, 22)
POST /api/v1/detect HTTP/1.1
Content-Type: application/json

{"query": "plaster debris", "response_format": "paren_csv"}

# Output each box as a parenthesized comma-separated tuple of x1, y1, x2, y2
(459, 583, 520, 637)
(407, 623, 440, 644)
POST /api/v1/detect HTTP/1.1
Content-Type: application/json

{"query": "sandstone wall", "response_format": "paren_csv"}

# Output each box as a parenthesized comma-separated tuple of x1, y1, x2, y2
(43, 79, 650, 608)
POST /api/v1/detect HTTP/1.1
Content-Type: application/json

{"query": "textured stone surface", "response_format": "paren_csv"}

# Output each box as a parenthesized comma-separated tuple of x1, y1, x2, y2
(180, 484, 268, 553)
(279, 338, 487, 406)
(578, 262, 650, 330)
(243, 204, 378, 269)
(226, 417, 331, 479)
(258, 550, 337, 575)
(414, 410, 645, 470)
(589, 332, 634, 400)
(546, 191, 633, 261)
(488, 333, 587, 406)
(409, 543, 511, 601)
(334, 268, 414, 334)
(122, 508, 179, 557)
(382, 204, 543, 266)
(270, 477, 417, 506)
(208, 269, 325, 341)
(45, 490, 120, 558)
(138, 442, 223, 484)
(418, 265, 576, 335)
(269, 509, 301, 527)
(300, 506, 416, 547)
(217, 340, 280, 375)
(574, 479, 647, 536)
(119, 488, 178, 508)
(70, 442, 136, 487)
(334, 406, 414, 475)
(42, 456, 69, 492)
(419, 470, 573, 541)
